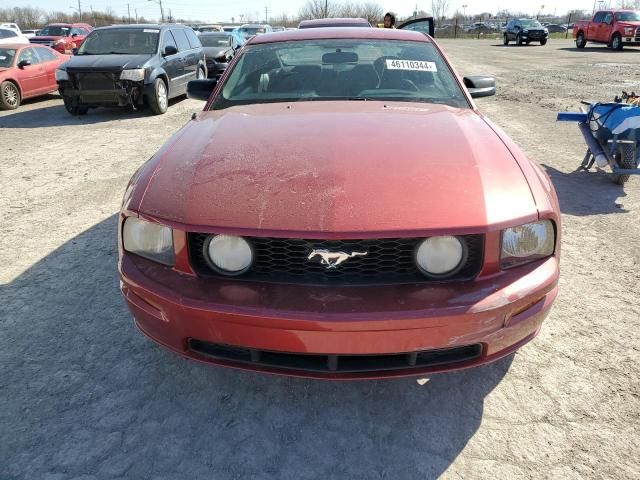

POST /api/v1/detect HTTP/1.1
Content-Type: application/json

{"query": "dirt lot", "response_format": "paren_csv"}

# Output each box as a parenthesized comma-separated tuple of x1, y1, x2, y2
(1, 39, 639, 479)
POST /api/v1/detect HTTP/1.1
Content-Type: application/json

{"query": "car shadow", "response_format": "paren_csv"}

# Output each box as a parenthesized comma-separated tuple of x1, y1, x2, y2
(543, 164, 629, 215)
(557, 47, 640, 53)
(0, 96, 189, 128)
(1, 214, 514, 478)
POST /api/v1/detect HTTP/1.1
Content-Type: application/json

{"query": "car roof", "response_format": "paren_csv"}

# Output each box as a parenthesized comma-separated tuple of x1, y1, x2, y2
(248, 27, 431, 44)
(46, 23, 92, 27)
(93, 24, 183, 31)
(0, 43, 29, 49)
(199, 31, 230, 35)
(298, 18, 370, 27)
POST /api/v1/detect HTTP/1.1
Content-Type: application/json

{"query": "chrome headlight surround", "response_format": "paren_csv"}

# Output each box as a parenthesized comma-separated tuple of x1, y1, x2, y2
(55, 69, 69, 81)
(120, 68, 145, 81)
(203, 235, 254, 276)
(415, 236, 468, 279)
(500, 220, 555, 269)
(122, 217, 174, 266)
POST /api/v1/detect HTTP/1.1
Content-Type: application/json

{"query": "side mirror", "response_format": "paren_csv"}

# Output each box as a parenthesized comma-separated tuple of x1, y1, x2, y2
(163, 45, 178, 56)
(464, 75, 496, 98)
(17, 59, 31, 68)
(187, 79, 217, 101)
(71, 33, 78, 38)
(72, 48, 79, 55)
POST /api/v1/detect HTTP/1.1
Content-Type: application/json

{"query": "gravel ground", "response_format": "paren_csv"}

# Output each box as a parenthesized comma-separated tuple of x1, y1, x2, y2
(1, 39, 639, 479)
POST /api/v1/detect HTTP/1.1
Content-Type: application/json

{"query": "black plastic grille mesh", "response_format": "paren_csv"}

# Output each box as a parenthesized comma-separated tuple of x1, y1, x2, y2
(188, 234, 484, 285)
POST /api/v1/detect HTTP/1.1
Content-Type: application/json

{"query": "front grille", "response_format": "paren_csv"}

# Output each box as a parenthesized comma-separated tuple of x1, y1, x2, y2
(30, 39, 53, 46)
(69, 71, 120, 90)
(188, 234, 484, 285)
(188, 339, 483, 374)
(635, 27, 640, 40)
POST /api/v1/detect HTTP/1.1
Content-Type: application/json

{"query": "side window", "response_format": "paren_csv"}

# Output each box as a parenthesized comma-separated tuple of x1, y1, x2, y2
(0, 29, 17, 39)
(34, 47, 57, 62)
(162, 31, 177, 53)
(18, 48, 41, 65)
(184, 28, 202, 49)
(593, 12, 605, 23)
(603, 13, 613, 24)
(171, 29, 191, 51)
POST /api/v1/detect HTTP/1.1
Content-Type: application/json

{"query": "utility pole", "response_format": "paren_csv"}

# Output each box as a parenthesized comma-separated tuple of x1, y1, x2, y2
(148, 0, 165, 23)
(324, 0, 328, 18)
(462, 4, 467, 21)
(264, 6, 268, 24)
(127, 4, 131, 23)
(78, 0, 83, 22)
(135, 8, 138, 23)
(90, 5, 96, 25)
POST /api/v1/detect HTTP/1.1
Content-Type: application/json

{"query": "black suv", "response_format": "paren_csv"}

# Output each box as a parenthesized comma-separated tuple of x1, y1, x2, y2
(56, 24, 206, 115)
(503, 19, 549, 46)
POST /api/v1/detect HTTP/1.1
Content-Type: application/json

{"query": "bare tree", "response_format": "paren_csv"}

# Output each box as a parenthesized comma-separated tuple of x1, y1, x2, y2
(299, 0, 338, 19)
(617, 0, 640, 7)
(430, 0, 449, 26)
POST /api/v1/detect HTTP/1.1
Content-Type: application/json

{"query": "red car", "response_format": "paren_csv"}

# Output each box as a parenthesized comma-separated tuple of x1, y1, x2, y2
(574, 9, 640, 50)
(119, 25, 561, 379)
(29, 23, 93, 54)
(0, 43, 68, 109)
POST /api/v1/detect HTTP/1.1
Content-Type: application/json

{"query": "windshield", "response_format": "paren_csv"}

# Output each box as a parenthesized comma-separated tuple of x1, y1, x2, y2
(239, 27, 266, 38)
(520, 19, 542, 27)
(200, 34, 229, 47)
(616, 12, 640, 22)
(39, 26, 70, 36)
(0, 47, 17, 67)
(213, 39, 468, 110)
(78, 29, 159, 55)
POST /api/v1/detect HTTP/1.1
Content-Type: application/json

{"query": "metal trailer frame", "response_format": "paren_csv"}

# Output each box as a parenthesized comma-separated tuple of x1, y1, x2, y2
(557, 103, 640, 183)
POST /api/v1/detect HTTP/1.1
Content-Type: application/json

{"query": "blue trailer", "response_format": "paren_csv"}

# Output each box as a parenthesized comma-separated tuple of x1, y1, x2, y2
(558, 102, 640, 185)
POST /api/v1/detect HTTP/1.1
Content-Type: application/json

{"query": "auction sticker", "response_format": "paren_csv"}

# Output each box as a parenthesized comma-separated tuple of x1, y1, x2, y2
(143, 29, 160, 33)
(386, 59, 437, 72)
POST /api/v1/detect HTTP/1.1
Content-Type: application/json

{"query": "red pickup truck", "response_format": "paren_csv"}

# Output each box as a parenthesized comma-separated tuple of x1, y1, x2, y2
(573, 10, 640, 50)
(29, 23, 93, 54)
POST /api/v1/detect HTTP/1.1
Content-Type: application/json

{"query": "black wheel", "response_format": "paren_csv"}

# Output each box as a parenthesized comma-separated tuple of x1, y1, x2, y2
(576, 32, 586, 48)
(503, 34, 509, 45)
(540, 39, 547, 46)
(63, 97, 88, 115)
(148, 77, 168, 115)
(613, 143, 636, 185)
(516, 33, 524, 46)
(0, 80, 20, 110)
(611, 34, 623, 51)
(525, 40, 531, 45)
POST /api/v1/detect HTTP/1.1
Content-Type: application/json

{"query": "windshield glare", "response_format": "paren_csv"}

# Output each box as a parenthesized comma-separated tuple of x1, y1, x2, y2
(520, 19, 542, 27)
(39, 26, 70, 36)
(78, 29, 159, 55)
(616, 12, 640, 22)
(214, 39, 468, 110)
(0, 47, 17, 67)
(200, 34, 229, 47)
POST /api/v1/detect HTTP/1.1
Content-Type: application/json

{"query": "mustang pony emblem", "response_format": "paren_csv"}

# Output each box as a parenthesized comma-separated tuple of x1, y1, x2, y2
(308, 249, 368, 269)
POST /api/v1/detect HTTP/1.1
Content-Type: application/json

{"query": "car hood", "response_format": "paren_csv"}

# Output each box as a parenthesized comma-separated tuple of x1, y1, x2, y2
(203, 46, 227, 59)
(65, 54, 152, 70)
(137, 102, 538, 233)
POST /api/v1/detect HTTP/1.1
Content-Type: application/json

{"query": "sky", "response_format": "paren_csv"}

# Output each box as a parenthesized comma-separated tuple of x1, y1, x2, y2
(7, 1, 611, 23)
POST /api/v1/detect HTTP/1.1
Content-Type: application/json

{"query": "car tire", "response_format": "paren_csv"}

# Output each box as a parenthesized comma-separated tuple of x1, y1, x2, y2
(0, 81, 20, 110)
(148, 77, 168, 115)
(576, 32, 586, 48)
(196, 66, 205, 80)
(611, 34, 623, 51)
(540, 39, 547, 46)
(63, 97, 88, 115)
(503, 34, 509, 45)
(516, 33, 523, 45)
(613, 143, 636, 185)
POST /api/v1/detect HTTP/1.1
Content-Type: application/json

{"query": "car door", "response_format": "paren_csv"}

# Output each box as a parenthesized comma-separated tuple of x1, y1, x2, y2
(396, 17, 435, 36)
(172, 28, 197, 83)
(160, 31, 184, 97)
(601, 12, 614, 43)
(33, 47, 61, 92)
(590, 12, 605, 41)
(184, 27, 204, 76)
(15, 47, 47, 97)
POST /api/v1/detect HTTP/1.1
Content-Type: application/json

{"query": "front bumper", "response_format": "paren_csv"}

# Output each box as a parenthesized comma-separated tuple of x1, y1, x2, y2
(206, 61, 228, 80)
(120, 252, 559, 380)
(58, 80, 151, 107)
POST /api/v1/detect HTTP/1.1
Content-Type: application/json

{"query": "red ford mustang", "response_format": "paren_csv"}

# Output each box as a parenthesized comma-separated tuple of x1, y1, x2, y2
(119, 25, 561, 379)
(0, 43, 67, 109)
